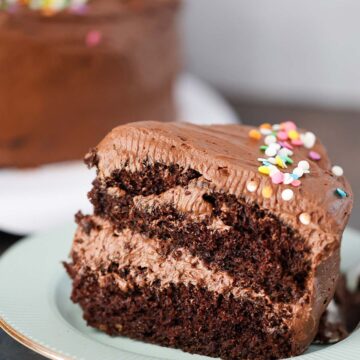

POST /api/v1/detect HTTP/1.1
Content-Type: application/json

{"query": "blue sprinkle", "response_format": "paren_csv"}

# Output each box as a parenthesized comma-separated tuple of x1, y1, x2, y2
(335, 188, 348, 198)
(262, 161, 272, 166)
(291, 174, 299, 180)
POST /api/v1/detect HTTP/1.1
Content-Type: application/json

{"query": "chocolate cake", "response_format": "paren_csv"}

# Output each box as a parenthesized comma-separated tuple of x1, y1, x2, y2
(65, 121, 353, 359)
(0, 0, 180, 167)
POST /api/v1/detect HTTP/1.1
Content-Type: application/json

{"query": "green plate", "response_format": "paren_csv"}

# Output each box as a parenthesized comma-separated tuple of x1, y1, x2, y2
(1, 224, 360, 360)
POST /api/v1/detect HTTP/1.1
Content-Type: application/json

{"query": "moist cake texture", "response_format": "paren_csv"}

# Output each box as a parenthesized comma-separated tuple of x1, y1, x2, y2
(0, 0, 180, 167)
(65, 121, 353, 359)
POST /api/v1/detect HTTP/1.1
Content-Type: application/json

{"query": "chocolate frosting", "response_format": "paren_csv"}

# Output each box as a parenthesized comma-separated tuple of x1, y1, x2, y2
(0, 1, 180, 167)
(91, 120, 353, 353)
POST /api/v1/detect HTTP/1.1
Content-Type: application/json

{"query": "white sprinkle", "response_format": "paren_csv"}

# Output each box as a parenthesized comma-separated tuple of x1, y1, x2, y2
(246, 180, 258, 193)
(281, 189, 294, 201)
(283, 173, 294, 185)
(298, 160, 310, 171)
(267, 157, 277, 165)
(265, 146, 277, 157)
(293, 167, 304, 178)
(260, 128, 273, 136)
(278, 148, 293, 157)
(269, 165, 280, 176)
(264, 135, 277, 145)
(332, 165, 344, 177)
(299, 212, 311, 225)
(302, 132, 316, 149)
(272, 124, 281, 131)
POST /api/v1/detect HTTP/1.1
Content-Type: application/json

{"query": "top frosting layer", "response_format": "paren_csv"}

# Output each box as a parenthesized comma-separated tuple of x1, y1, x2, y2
(92, 121, 353, 257)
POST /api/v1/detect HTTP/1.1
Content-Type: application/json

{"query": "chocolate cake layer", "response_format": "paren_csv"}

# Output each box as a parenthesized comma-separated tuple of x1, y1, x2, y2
(0, 0, 180, 167)
(66, 121, 353, 359)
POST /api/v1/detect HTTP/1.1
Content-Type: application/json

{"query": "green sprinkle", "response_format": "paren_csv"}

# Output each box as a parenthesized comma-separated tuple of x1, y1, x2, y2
(284, 156, 293, 165)
(260, 145, 268, 152)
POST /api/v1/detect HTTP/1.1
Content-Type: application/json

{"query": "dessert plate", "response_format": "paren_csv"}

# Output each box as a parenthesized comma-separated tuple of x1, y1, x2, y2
(0, 225, 359, 360)
(0, 74, 239, 235)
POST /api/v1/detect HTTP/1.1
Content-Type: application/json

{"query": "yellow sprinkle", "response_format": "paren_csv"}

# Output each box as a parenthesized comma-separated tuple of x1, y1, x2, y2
(275, 155, 287, 169)
(260, 123, 272, 130)
(288, 130, 299, 140)
(262, 186, 273, 198)
(249, 129, 262, 140)
(258, 166, 270, 175)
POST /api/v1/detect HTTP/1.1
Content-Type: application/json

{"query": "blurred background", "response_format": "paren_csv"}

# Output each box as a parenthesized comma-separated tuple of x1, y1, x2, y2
(182, 0, 359, 228)
(1, 1, 360, 358)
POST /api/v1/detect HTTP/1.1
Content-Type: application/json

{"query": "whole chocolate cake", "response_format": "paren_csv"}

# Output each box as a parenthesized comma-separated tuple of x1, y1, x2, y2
(0, 0, 180, 167)
(65, 121, 353, 359)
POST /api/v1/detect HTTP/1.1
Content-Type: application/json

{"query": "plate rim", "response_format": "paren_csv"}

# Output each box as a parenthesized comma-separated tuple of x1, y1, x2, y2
(0, 317, 71, 360)
(1, 225, 360, 360)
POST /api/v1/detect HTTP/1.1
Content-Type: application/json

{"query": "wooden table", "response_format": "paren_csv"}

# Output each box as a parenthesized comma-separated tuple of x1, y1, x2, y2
(1, 102, 359, 359)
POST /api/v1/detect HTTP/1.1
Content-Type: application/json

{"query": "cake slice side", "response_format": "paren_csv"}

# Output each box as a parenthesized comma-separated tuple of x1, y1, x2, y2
(66, 121, 352, 360)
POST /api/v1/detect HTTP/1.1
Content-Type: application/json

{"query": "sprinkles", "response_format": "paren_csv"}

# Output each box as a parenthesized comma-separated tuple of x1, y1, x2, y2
(246, 180, 258, 193)
(0, 0, 89, 15)
(262, 186, 273, 199)
(309, 151, 321, 161)
(332, 165, 344, 177)
(281, 189, 294, 201)
(299, 212, 311, 225)
(86, 30, 102, 47)
(335, 188, 348, 198)
(249, 121, 348, 204)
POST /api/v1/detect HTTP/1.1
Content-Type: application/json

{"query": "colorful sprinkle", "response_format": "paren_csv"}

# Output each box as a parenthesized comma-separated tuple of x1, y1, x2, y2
(86, 30, 102, 47)
(281, 121, 297, 131)
(302, 132, 316, 149)
(265, 145, 278, 157)
(309, 151, 321, 161)
(298, 160, 310, 171)
(260, 145, 268, 151)
(287, 130, 299, 140)
(281, 189, 294, 201)
(260, 123, 272, 130)
(262, 186, 273, 198)
(283, 173, 294, 185)
(246, 180, 258, 193)
(291, 139, 303, 146)
(299, 212, 311, 225)
(258, 166, 271, 175)
(277, 131, 288, 141)
(275, 155, 287, 169)
(271, 172, 284, 184)
(291, 179, 301, 187)
(335, 188, 348, 198)
(332, 165, 344, 177)
(292, 167, 304, 178)
(264, 135, 277, 145)
(249, 129, 262, 140)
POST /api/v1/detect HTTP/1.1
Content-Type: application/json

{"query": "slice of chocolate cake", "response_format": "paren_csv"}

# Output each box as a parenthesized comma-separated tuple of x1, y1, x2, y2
(65, 121, 353, 359)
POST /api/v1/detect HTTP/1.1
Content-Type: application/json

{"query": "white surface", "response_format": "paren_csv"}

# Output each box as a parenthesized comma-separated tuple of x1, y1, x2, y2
(0, 225, 359, 360)
(0, 74, 238, 235)
(182, 0, 360, 108)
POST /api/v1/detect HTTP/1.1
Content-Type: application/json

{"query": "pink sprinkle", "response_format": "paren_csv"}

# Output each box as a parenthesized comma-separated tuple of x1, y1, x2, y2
(291, 139, 303, 146)
(309, 151, 321, 161)
(278, 141, 294, 150)
(86, 30, 102, 47)
(281, 121, 297, 131)
(277, 131, 288, 141)
(291, 179, 301, 187)
(271, 172, 284, 184)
